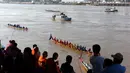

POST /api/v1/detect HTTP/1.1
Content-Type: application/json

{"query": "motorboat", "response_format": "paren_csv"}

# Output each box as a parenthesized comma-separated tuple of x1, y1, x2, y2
(45, 9, 60, 12)
(105, 8, 118, 12)
(61, 15, 72, 21)
(64, 17, 71, 21)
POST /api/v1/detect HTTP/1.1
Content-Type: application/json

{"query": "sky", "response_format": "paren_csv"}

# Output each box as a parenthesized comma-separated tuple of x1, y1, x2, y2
(62, 0, 84, 2)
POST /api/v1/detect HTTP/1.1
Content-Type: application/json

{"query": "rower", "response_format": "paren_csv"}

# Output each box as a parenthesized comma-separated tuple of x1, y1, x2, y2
(14, 24, 16, 27)
(25, 27, 28, 30)
(23, 27, 25, 29)
(49, 34, 53, 40)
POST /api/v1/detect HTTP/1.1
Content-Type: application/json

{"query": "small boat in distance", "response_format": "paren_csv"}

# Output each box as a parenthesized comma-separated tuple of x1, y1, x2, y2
(61, 16, 72, 21)
(60, 13, 72, 21)
(45, 9, 60, 12)
(105, 7, 118, 12)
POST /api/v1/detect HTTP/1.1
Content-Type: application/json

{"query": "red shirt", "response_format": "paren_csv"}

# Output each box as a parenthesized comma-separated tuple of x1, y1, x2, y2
(46, 58, 58, 73)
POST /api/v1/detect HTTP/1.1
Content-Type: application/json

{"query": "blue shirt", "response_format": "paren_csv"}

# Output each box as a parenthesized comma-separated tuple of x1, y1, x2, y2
(101, 64, 126, 73)
(90, 56, 104, 73)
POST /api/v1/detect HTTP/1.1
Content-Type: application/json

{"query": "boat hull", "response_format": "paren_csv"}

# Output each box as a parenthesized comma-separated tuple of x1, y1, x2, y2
(45, 10, 60, 12)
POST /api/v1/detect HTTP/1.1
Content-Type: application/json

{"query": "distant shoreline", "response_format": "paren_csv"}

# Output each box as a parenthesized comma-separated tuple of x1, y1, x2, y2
(1, 2, 130, 6)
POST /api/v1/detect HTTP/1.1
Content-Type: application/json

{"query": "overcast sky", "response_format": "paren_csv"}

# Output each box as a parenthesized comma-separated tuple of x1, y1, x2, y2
(62, 0, 84, 2)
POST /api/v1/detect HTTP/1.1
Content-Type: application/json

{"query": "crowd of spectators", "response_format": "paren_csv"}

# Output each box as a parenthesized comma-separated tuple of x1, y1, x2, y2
(90, 44, 126, 73)
(0, 40, 126, 73)
(0, 40, 75, 73)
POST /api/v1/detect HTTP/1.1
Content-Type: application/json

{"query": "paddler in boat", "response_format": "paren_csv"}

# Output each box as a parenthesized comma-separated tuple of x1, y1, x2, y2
(76, 44, 79, 50)
(66, 41, 68, 45)
(88, 48, 93, 55)
(56, 39, 59, 43)
(16, 24, 19, 28)
(25, 27, 28, 31)
(64, 40, 66, 46)
(70, 43, 73, 49)
(73, 44, 76, 49)
(83, 46, 85, 51)
(68, 42, 72, 48)
(53, 37, 56, 41)
(88, 48, 91, 52)
(82, 46, 84, 51)
(13, 24, 16, 27)
(62, 40, 64, 45)
(80, 46, 82, 51)
(10, 24, 13, 26)
(61, 40, 63, 45)
(23, 26, 25, 29)
(79, 45, 81, 51)
(49, 34, 53, 40)
(84, 46, 87, 51)
(59, 39, 62, 44)
(59, 39, 62, 46)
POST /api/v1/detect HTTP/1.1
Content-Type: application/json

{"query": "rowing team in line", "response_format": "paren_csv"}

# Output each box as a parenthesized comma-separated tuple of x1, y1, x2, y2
(8, 24, 28, 30)
(49, 34, 92, 53)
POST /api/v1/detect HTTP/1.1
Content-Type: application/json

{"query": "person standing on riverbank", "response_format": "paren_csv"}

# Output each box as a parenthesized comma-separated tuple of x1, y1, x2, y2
(60, 55, 75, 73)
(45, 52, 59, 73)
(102, 53, 126, 73)
(90, 44, 104, 73)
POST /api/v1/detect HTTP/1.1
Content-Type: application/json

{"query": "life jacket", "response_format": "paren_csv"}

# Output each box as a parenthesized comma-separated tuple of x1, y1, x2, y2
(69, 43, 71, 48)
(32, 48, 35, 55)
(56, 39, 59, 43)
(60, 40, 61, 44)
(38, 56, 47, 69)
(38, 56, 45, 67)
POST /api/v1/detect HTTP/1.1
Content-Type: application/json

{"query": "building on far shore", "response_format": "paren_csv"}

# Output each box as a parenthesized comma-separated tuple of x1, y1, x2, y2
(86, 0, 130, 4)
(2, 0, 61, 4)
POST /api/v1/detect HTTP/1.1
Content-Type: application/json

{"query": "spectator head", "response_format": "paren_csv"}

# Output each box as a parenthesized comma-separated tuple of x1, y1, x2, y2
(92, 44, 101, 54)
(52, 52, 58, 60)
(111, 53, 123, 64)
(24, 47, 32, 55)
(14, 43, 17, 47)
(33, 44, 37, 48)
(9, 40, 15, 44)
(34, 47, 39, 54)
(66, 55, 72, 64)
(103, 58, 113, 68)
(42, 51, 48, 58)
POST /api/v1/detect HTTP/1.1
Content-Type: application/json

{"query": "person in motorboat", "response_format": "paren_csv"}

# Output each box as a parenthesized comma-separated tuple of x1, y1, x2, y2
(16, 25, 20, 28)
(13, 24, 16, 27)
(60, 12, 65, 15)
(23, 27, 25, 29)
(9, 24, 13, 26)
(61, 14, 67, 18)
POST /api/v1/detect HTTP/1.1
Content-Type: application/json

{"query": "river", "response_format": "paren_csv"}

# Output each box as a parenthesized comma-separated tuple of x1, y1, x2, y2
(0, 4, 130, 73)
